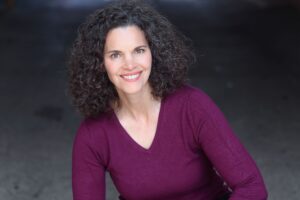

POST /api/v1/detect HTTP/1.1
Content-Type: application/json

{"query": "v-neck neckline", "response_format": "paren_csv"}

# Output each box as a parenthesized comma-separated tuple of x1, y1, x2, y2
(112, 98, 165, 153)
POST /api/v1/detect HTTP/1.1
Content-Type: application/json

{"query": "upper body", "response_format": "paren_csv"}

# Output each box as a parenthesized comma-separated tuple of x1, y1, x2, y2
(72, 85, 268, 200)
(69, 1, 268, 200)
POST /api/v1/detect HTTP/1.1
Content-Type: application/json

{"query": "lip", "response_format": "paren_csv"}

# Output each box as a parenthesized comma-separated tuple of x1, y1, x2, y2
(120, 71, 142, 76)
(120, 71, 142, 82)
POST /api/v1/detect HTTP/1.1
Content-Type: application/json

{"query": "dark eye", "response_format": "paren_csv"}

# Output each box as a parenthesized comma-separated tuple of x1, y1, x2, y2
(110, 52, 121, 59)
(135, 48, 145, 54)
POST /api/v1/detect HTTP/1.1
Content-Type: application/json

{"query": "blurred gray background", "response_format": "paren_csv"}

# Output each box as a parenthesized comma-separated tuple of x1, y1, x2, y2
(0, 0, 299, 199)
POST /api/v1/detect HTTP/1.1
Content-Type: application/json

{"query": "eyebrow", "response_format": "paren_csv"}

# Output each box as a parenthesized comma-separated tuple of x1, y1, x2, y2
(105, 45, 148, 54)
(105, 50, 121, 54)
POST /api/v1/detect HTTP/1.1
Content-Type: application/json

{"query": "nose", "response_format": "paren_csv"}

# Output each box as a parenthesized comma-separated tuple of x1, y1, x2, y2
(123, 54, 135, 70)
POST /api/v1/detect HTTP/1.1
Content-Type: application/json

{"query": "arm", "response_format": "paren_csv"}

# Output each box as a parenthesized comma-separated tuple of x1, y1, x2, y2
(189, 89, 268, 200)
(72, 122, 106, 200)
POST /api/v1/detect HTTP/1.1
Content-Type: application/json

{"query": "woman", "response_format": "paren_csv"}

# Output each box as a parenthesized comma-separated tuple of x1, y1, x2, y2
(69, 1, 268, 200)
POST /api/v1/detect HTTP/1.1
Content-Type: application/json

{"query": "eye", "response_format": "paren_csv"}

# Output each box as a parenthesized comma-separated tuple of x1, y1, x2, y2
(110, 52, 121, 59)
(135, 48, 145, 54)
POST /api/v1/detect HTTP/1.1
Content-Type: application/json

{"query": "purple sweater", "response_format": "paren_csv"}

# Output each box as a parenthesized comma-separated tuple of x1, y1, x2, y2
(72, 85, 268, 200)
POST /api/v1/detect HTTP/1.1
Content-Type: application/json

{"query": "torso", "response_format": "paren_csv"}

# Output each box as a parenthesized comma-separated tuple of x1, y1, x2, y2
(115, 100, 161, 150)
(85, 85, 229, 200)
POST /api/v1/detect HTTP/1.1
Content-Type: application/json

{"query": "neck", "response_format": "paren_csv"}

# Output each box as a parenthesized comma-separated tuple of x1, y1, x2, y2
(115, 85, 160, 122)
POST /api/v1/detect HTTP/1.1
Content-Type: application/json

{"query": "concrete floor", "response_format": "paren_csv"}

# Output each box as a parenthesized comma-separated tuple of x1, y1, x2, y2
(0, 0, 299, 199)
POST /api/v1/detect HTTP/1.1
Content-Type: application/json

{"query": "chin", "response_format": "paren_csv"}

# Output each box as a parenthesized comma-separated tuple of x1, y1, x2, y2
(121, 86, 145, 95)
(117, 82, 150, 96)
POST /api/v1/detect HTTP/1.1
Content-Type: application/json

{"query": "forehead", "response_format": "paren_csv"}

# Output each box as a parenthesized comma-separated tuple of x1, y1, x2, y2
(104, 25, 148, 50)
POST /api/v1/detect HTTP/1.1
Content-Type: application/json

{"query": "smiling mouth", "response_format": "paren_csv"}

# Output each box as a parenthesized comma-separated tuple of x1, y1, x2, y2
(120, 71, 142, 81)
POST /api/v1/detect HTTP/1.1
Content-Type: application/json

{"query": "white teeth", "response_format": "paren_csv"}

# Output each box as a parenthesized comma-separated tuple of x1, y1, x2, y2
(123, 73, 140, 80)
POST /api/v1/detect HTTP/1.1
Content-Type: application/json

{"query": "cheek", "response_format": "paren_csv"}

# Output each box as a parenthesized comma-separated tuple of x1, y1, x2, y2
(103, 64, 115, 80)
(149, 55, 152, 66)
(104, 60, 115, 73)
(143, 52, 152, 68)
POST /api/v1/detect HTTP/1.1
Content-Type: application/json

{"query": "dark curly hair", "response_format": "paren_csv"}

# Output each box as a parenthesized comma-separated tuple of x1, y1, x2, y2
(68, 0, 196, 118)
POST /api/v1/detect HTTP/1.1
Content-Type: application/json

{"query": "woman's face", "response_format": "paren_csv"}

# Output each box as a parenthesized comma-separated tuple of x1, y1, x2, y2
(103, 25, 152, 97)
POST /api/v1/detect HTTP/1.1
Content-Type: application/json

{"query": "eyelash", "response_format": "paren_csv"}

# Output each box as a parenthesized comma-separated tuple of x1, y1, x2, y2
(109, 48, 146, 59)
(110, 53, 121, 59)
(135, 48, 145, 54)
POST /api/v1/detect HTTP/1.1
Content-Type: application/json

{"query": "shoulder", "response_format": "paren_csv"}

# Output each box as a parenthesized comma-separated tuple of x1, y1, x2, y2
(81, 112, 114, 133)
(74, 112, 114, 148)
(167, 84, 215, 109)
(166, 84, 223, 123)
(73, 113, 112, 166)
(167, 84, 209, 98)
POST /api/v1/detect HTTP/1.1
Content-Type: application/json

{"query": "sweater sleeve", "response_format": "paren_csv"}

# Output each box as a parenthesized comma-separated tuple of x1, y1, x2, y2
(188, 88, 268, 200)
(72, 121, 106, 200)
